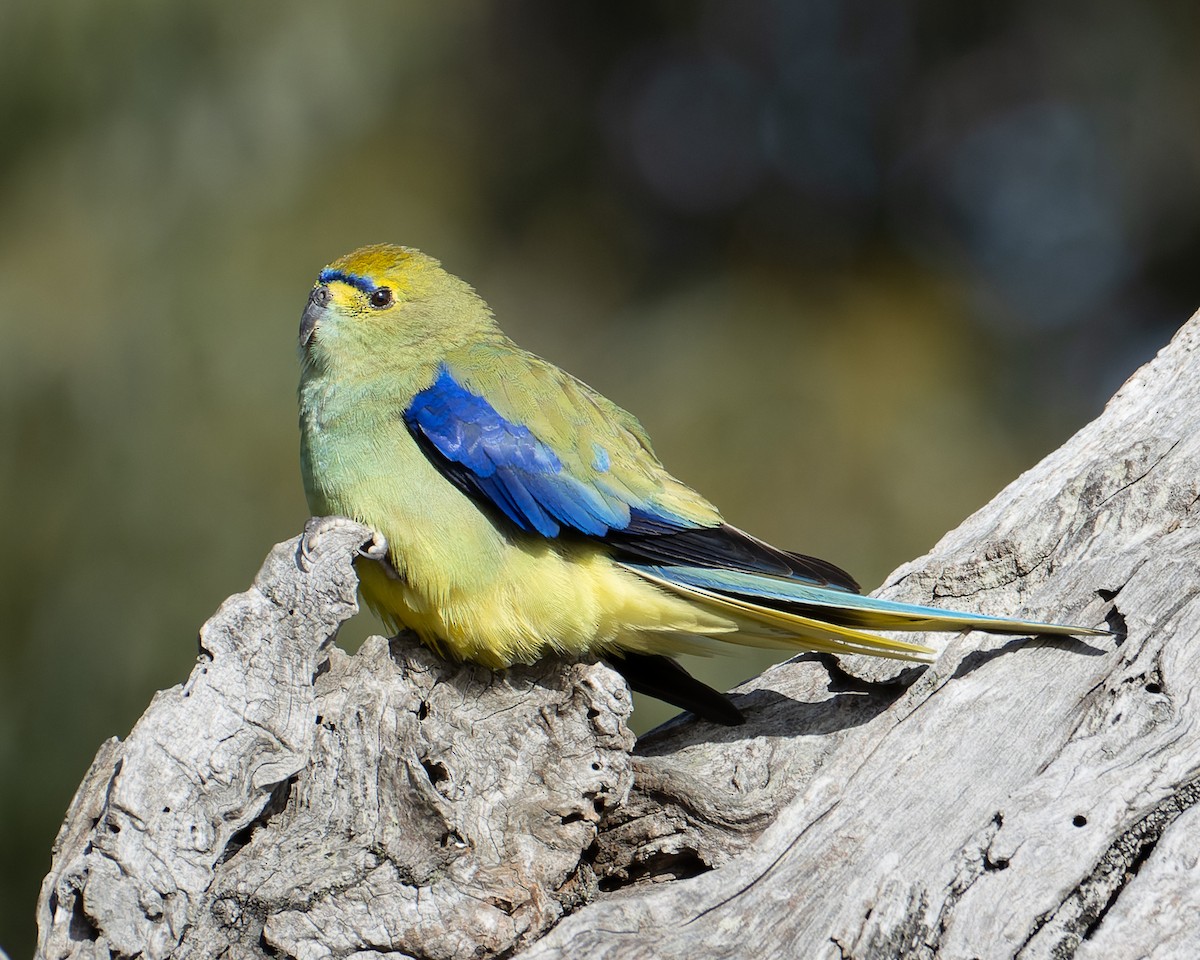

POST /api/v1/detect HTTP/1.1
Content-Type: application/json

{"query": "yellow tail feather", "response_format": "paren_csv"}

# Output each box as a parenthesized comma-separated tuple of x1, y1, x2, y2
(634, 569, 937, 662)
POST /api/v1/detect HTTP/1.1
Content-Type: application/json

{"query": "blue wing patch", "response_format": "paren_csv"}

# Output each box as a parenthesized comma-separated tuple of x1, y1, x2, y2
(404, 366, 861, 591)
(405, 365, 677, 537)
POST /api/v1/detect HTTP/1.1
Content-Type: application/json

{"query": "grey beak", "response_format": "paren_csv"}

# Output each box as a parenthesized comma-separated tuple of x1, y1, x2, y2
(300, 285, 330, 347)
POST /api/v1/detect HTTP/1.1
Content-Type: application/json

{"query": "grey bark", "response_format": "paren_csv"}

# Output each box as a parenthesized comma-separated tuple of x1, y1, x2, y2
(36, 315, 1200, 960)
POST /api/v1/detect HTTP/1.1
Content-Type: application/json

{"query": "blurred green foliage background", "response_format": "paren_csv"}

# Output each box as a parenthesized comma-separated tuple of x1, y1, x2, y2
(2, 2, 1197, 954)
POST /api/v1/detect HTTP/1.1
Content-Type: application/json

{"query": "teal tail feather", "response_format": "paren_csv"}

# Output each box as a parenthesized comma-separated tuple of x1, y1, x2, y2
(623, 562, 1110, 663)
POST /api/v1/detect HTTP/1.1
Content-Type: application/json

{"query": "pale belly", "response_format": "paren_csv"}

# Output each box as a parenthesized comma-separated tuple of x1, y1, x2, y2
(355, 535, 737, 667)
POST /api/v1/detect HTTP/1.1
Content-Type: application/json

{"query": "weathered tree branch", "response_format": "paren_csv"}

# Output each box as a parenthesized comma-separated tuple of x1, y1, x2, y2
(37, 523, 635, 960)
(37, 314, 1200, 959)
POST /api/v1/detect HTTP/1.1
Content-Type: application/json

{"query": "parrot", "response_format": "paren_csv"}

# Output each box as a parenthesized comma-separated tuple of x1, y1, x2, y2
(297, 243, 1108, 725)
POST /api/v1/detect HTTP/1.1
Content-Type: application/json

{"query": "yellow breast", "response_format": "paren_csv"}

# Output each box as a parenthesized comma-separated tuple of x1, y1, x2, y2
(356, 536, 737, 668)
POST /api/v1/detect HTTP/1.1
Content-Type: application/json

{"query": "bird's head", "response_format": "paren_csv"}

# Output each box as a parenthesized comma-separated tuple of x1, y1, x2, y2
(300, 244, 495, 373)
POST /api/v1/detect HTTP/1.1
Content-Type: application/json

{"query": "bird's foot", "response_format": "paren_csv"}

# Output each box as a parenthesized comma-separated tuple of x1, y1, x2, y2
(358, 528, 389, 562)
(299, 516, 388, 572)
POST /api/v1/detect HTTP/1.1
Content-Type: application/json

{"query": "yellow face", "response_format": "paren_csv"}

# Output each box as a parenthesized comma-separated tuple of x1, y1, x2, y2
(299, 244, 488, 370)
(317, 244, 434, 317)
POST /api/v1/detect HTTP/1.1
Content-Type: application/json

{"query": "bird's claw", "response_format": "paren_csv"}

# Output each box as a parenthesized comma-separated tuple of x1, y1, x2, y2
(358, 529, 389, 561)
(299, 516, 387, 572)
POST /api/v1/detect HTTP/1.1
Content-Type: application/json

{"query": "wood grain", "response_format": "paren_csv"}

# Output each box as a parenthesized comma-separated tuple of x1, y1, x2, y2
(36, 314, 1200, 959)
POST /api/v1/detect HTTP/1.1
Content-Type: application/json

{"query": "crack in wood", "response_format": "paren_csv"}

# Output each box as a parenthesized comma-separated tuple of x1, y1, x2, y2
(1016, 777, 1200, 958)
(1095, 439, 1181, 509)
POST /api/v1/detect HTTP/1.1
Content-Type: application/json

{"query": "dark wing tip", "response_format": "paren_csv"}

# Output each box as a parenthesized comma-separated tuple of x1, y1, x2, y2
(607, 521, 861, 594)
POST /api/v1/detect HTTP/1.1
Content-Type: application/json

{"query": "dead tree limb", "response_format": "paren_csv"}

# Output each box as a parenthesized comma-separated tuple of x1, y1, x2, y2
(37, 315, 1200, 960)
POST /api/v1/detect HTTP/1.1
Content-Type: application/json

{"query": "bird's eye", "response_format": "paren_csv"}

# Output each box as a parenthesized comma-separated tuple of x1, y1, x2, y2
(368, 287, 394, 309)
